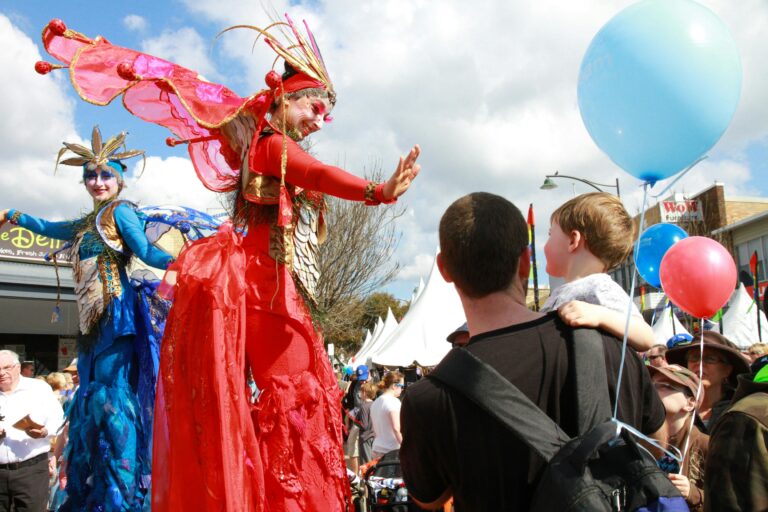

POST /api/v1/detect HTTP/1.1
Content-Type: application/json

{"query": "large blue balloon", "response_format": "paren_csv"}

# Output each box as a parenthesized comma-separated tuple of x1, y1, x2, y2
(578, 0, 741, 183)
(635, 223, 688, 287)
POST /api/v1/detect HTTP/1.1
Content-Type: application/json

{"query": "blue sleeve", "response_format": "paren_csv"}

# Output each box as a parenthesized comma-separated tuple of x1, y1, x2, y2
(114, 204, 173, 269)
(8, 209, 76, 240)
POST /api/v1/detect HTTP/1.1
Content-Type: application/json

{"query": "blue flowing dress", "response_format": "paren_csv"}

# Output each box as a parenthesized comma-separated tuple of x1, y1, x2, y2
(8, 201, 172, 511)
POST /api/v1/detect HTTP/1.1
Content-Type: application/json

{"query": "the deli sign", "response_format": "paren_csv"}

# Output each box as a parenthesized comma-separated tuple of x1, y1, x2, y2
(659, 199, 703, 222)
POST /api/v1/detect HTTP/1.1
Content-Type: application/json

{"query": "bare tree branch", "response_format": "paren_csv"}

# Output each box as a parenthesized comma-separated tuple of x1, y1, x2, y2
(316, 167, 404, 353)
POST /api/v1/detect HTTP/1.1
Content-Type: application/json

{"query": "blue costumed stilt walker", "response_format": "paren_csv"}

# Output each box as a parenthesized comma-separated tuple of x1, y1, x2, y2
(1, 127, 219, 511)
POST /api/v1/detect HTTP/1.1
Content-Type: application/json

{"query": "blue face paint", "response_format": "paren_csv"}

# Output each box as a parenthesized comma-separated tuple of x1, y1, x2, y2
(83, 170, 117, 182)
(83, 161, 125, 182)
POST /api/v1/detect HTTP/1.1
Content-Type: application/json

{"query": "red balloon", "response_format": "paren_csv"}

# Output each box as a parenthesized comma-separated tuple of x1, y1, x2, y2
(659, 236, 736, 318)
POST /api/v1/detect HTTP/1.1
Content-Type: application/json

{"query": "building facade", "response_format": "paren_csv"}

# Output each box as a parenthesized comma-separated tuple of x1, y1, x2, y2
(610, 183, 768, 313)
(0, 222, 77, 373)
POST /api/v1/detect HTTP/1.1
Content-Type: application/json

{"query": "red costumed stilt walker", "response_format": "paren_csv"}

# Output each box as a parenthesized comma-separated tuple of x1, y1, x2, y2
(36, 16, 421, 511)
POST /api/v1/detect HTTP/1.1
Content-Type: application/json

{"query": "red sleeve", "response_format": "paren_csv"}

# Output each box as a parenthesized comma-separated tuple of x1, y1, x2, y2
(252, 134, 393, 204)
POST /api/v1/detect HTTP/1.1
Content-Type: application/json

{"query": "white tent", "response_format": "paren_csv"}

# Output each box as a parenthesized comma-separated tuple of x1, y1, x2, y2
(372, 256, 465, 367)
(651, 304, 690, 345)
(721, 283, 767, 349)
(352, 317, 383, 366)
(410, 277, 426, 303)
(356, 308, 398, 365)
(348, 330, 371, 366)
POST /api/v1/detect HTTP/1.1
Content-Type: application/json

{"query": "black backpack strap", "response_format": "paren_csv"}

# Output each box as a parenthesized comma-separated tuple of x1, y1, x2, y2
(571, 328, 612, 435)
(428, 347, 569, 462)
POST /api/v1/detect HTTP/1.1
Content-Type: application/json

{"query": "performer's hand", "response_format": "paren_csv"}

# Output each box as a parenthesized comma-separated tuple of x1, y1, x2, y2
(25, 426, 48, 439)
(383, 145, 421, 200)
(0, 209, 9, 228)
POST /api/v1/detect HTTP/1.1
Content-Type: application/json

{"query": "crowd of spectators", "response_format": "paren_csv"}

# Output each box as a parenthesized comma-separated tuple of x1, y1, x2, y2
(339, 191, 768, 512)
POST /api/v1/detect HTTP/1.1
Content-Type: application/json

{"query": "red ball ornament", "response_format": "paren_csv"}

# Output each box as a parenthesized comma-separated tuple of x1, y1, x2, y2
(35, 61, 53, 75)
(48, 19, 67, 36)
(165, 137, 179, 147)
(265, 70, 282, 90)
(117, 62, 139, 81)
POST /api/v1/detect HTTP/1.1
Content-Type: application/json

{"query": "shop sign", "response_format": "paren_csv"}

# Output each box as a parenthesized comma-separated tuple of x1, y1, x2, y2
(58, 338, 77, 370)
(0, 224, 71, 264)
(660, 200, 703, 223)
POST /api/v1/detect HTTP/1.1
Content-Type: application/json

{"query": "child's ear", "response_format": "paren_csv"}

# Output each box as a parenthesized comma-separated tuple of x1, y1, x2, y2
(568, 230, 583, 252)
(683, 395, 697, 413)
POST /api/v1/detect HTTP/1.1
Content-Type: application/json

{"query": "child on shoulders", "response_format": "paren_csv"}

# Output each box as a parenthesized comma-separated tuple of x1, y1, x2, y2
(542, 192, 654, 351)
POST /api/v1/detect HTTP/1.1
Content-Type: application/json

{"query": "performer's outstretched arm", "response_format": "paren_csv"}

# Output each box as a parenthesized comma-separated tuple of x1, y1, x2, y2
(0, 209, 76, 240)
(257, 137, 420, 203)
(114, 203, 173, 269)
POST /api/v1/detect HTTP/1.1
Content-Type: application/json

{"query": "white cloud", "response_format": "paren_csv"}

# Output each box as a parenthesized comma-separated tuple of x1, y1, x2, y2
(172, 0, 768, 296)
(0, 14, 82, 220)
(140, 27, 220, 81)
(10, 1, 768, 298)
(124, 156, 220, 212)
(123, 14, 148, 33)
(398, 252, 436, 282)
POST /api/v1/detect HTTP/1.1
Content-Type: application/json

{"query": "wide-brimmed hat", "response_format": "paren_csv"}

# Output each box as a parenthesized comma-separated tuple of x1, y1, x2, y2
(665, 330, 750, 385)
(648, 364, 703, 407)
(62, 358, 78, 373)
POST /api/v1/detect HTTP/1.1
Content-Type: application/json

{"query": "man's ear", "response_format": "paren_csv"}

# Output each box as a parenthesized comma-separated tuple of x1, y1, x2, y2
(436, 252, 454, 283)
(568, 230, 584, 252)
(518, 246, 531, 280)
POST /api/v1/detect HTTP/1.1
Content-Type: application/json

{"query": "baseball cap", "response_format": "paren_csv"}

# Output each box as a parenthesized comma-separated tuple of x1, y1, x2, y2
(356, 365, 369, 381)
(666, 333, 693, 349)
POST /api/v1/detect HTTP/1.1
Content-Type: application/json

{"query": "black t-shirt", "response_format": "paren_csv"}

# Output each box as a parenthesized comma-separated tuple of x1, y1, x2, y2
(399, 313, 665, 511)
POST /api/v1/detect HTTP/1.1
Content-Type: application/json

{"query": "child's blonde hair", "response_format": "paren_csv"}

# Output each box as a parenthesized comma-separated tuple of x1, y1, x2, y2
(551, 192, 634, 271)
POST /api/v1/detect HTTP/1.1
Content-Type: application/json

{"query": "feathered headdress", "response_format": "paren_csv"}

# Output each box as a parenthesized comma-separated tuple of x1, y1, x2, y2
(55, 126, 146, 178)
(218, 13, 335, 102)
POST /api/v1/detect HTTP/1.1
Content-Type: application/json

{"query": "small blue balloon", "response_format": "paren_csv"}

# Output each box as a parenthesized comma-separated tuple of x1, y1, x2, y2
(578, 0, 741, 183)
(635, 223, 688, 287)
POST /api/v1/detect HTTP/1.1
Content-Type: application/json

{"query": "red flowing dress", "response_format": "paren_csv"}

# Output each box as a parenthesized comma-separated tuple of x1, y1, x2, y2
(39, 20, 391, 511)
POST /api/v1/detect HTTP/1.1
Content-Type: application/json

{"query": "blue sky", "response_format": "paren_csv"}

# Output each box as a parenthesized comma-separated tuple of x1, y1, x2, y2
(2, 0, 768, 300)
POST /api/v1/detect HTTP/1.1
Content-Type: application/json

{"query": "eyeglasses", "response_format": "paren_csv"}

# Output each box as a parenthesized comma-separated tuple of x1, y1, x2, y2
(394, 383, 405, 388)
(83, 170, 117, 182)
(686, 352, 727, 365)
(0, 364, 19, 374)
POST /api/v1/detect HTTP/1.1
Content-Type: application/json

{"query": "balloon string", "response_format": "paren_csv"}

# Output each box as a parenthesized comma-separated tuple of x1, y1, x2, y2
(651, 155, 708, 199)
(678, 326, 705, 473)
(613, 181, 650, 420)
(612, 418, 683, 464)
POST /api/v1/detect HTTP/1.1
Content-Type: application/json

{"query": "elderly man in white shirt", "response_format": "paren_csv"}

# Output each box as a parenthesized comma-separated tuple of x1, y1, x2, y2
(0, 349, 64, 511)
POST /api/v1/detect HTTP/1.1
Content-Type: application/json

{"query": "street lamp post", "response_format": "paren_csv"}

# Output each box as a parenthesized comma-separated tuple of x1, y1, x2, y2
(540, 171, 621, 198)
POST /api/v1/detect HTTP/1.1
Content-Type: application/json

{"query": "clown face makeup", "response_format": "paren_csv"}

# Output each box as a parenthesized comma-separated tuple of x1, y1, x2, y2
(277, 95, 333, 139)
(84, 164, 120, 202)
